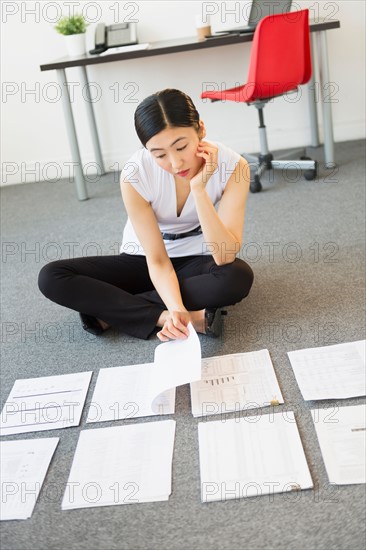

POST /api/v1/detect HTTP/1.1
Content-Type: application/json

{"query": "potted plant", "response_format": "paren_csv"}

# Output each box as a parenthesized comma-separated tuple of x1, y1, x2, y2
(55, 14, 88, 57)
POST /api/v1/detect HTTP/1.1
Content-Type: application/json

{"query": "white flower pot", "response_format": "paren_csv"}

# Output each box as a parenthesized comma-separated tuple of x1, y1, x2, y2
(64, 33, 86, 57)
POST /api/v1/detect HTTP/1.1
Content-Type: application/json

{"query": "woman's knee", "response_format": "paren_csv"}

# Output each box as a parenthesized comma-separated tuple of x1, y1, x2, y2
(38, 260, 65, 299)
(216, 259, 254, 303)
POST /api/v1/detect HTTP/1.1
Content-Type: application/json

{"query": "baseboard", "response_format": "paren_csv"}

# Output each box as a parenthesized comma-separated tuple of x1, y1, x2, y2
(227, 121, 366, 158)
(1, 124, 365, 187)
(0, 150, 126, 187)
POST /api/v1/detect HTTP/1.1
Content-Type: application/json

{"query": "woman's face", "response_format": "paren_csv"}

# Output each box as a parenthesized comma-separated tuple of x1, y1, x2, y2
(146, 124, 205, 180)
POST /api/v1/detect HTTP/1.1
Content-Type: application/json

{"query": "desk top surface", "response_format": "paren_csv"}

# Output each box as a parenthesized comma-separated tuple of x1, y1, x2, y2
(40, 18, 340, 72)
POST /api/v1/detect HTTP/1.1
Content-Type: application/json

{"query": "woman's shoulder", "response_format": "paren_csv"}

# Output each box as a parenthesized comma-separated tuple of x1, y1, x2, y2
(207, 139, 241, 159)
(206, 139, 242, 191)
(207, 139, 242, 171)
(121, 147, 158, 185)
(120, 147, 159, 201)
(123, 146, 154, 171)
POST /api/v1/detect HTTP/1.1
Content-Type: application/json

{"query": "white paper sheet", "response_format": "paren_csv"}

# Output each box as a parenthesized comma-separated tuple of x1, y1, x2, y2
(0, 437, 59, 520)
(86, 363, 176, 422)
(86, 323, 201, 423)
(0, 372, 92, 435)
(287, 340, 366, 400)
(151, 322, 201, 410)
(62, 420, 176, 510)
(311, 404, 366, 484)
(190, 349, 283, 417)
(99, 43, 150, 56)
(198, 411, 313, 503)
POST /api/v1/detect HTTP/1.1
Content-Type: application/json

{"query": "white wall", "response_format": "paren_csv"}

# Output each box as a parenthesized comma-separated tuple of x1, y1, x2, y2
(1, 0, 365, 186)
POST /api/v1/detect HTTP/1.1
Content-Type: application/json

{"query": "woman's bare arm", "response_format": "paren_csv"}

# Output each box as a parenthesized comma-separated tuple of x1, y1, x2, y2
(120, 178, 189, 337)
(191, 146, 250, 265)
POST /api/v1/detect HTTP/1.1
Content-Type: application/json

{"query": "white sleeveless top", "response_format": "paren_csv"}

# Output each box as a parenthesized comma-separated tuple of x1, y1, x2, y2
(120, 140, 241, 257)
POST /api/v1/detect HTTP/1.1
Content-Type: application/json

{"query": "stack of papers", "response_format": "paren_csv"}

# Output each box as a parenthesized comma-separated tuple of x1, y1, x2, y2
(312, 404, 366, 485)
(0, 438, 59, 520)
(87, 323, 201, 422)
(190, 349, 283, 417)
(198, 411, 313, 503)
(99, 43, 150, 56)
(62, 420, 176, 510)
(0, 372, 92, 435)
(287, 340, 366, 400)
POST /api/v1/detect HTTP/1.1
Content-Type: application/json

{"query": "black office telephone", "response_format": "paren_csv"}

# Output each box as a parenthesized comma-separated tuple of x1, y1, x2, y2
(89, 22, 137, 55)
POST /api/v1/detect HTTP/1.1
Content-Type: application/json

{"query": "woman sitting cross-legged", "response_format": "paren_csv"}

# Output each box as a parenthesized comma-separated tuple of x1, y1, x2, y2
(38, 88, 254, 341)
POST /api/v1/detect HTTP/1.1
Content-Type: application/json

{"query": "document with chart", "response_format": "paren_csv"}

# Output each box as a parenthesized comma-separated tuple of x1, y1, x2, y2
(287, 340, 366, 400)
(87, 323, 201, 422)
(190, 349, 283, 417)
(311, 404, 366, 484)
(0, 372, 92, 435)
(198, 411, 313, 503)
(0, 437, 59, 520)
(62, 420, 176, 510)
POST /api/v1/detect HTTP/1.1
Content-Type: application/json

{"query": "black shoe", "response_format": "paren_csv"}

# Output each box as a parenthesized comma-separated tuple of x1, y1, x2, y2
(204, 308, 227, 338)
(79, 313, 103, 336)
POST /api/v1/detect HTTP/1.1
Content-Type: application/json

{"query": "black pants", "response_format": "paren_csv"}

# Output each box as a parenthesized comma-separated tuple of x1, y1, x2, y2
(38, 253, 254, 340)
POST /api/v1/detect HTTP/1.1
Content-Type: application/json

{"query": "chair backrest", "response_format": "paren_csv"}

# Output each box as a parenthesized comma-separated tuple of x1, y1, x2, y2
(246, 9, 312, 101)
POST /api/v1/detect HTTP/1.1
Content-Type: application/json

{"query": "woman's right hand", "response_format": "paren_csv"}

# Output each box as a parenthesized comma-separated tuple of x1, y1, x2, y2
(157, 311, 191, 342)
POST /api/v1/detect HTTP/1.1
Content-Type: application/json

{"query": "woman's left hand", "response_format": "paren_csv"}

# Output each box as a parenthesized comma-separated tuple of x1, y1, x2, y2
(190, 141, 219, 191)
(156, 310, 191, 342)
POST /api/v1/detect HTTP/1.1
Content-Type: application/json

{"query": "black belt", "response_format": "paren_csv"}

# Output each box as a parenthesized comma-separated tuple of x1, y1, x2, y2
(161, 225, 202, 241)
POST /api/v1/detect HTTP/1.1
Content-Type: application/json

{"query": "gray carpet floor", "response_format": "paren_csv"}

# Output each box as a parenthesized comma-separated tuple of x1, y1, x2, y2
(1, 139, 365, 550)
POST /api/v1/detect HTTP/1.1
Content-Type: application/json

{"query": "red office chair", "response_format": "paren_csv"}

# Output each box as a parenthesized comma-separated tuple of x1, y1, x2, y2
(201, 9, 317, 192)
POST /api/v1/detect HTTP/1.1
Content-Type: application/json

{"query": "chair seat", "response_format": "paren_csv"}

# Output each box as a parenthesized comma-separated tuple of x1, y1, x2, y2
(201, 83, 249, 103)
(201, 83, 300, 104)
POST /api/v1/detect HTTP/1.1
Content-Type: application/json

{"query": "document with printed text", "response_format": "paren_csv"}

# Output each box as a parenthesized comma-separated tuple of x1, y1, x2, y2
(190, 349, 283, 417)
(62, 420, 176, 510)
(198, 411, 313, 503)
(312, 404, 366, 484)
(0, 372, 92, 436)
(0, 437, 59, 520)
(87, 323, 201, 422)
(288, 340, 366, 400)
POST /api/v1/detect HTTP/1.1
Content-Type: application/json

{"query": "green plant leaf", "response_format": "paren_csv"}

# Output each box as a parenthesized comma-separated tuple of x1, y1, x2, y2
(55, 15, 88, 35)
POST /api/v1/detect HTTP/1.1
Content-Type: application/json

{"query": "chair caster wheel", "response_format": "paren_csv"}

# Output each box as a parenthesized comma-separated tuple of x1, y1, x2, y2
(303, 160, 318, 181)
(250, 176, 262, 193)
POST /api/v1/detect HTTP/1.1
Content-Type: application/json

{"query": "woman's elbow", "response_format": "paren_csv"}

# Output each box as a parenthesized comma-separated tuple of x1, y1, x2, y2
(214, 254, 237, 267)
(214, 240, 241, 266)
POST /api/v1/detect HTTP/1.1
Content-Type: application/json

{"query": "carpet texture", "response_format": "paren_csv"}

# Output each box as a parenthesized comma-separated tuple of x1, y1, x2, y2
(1, 140, 365, 550)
